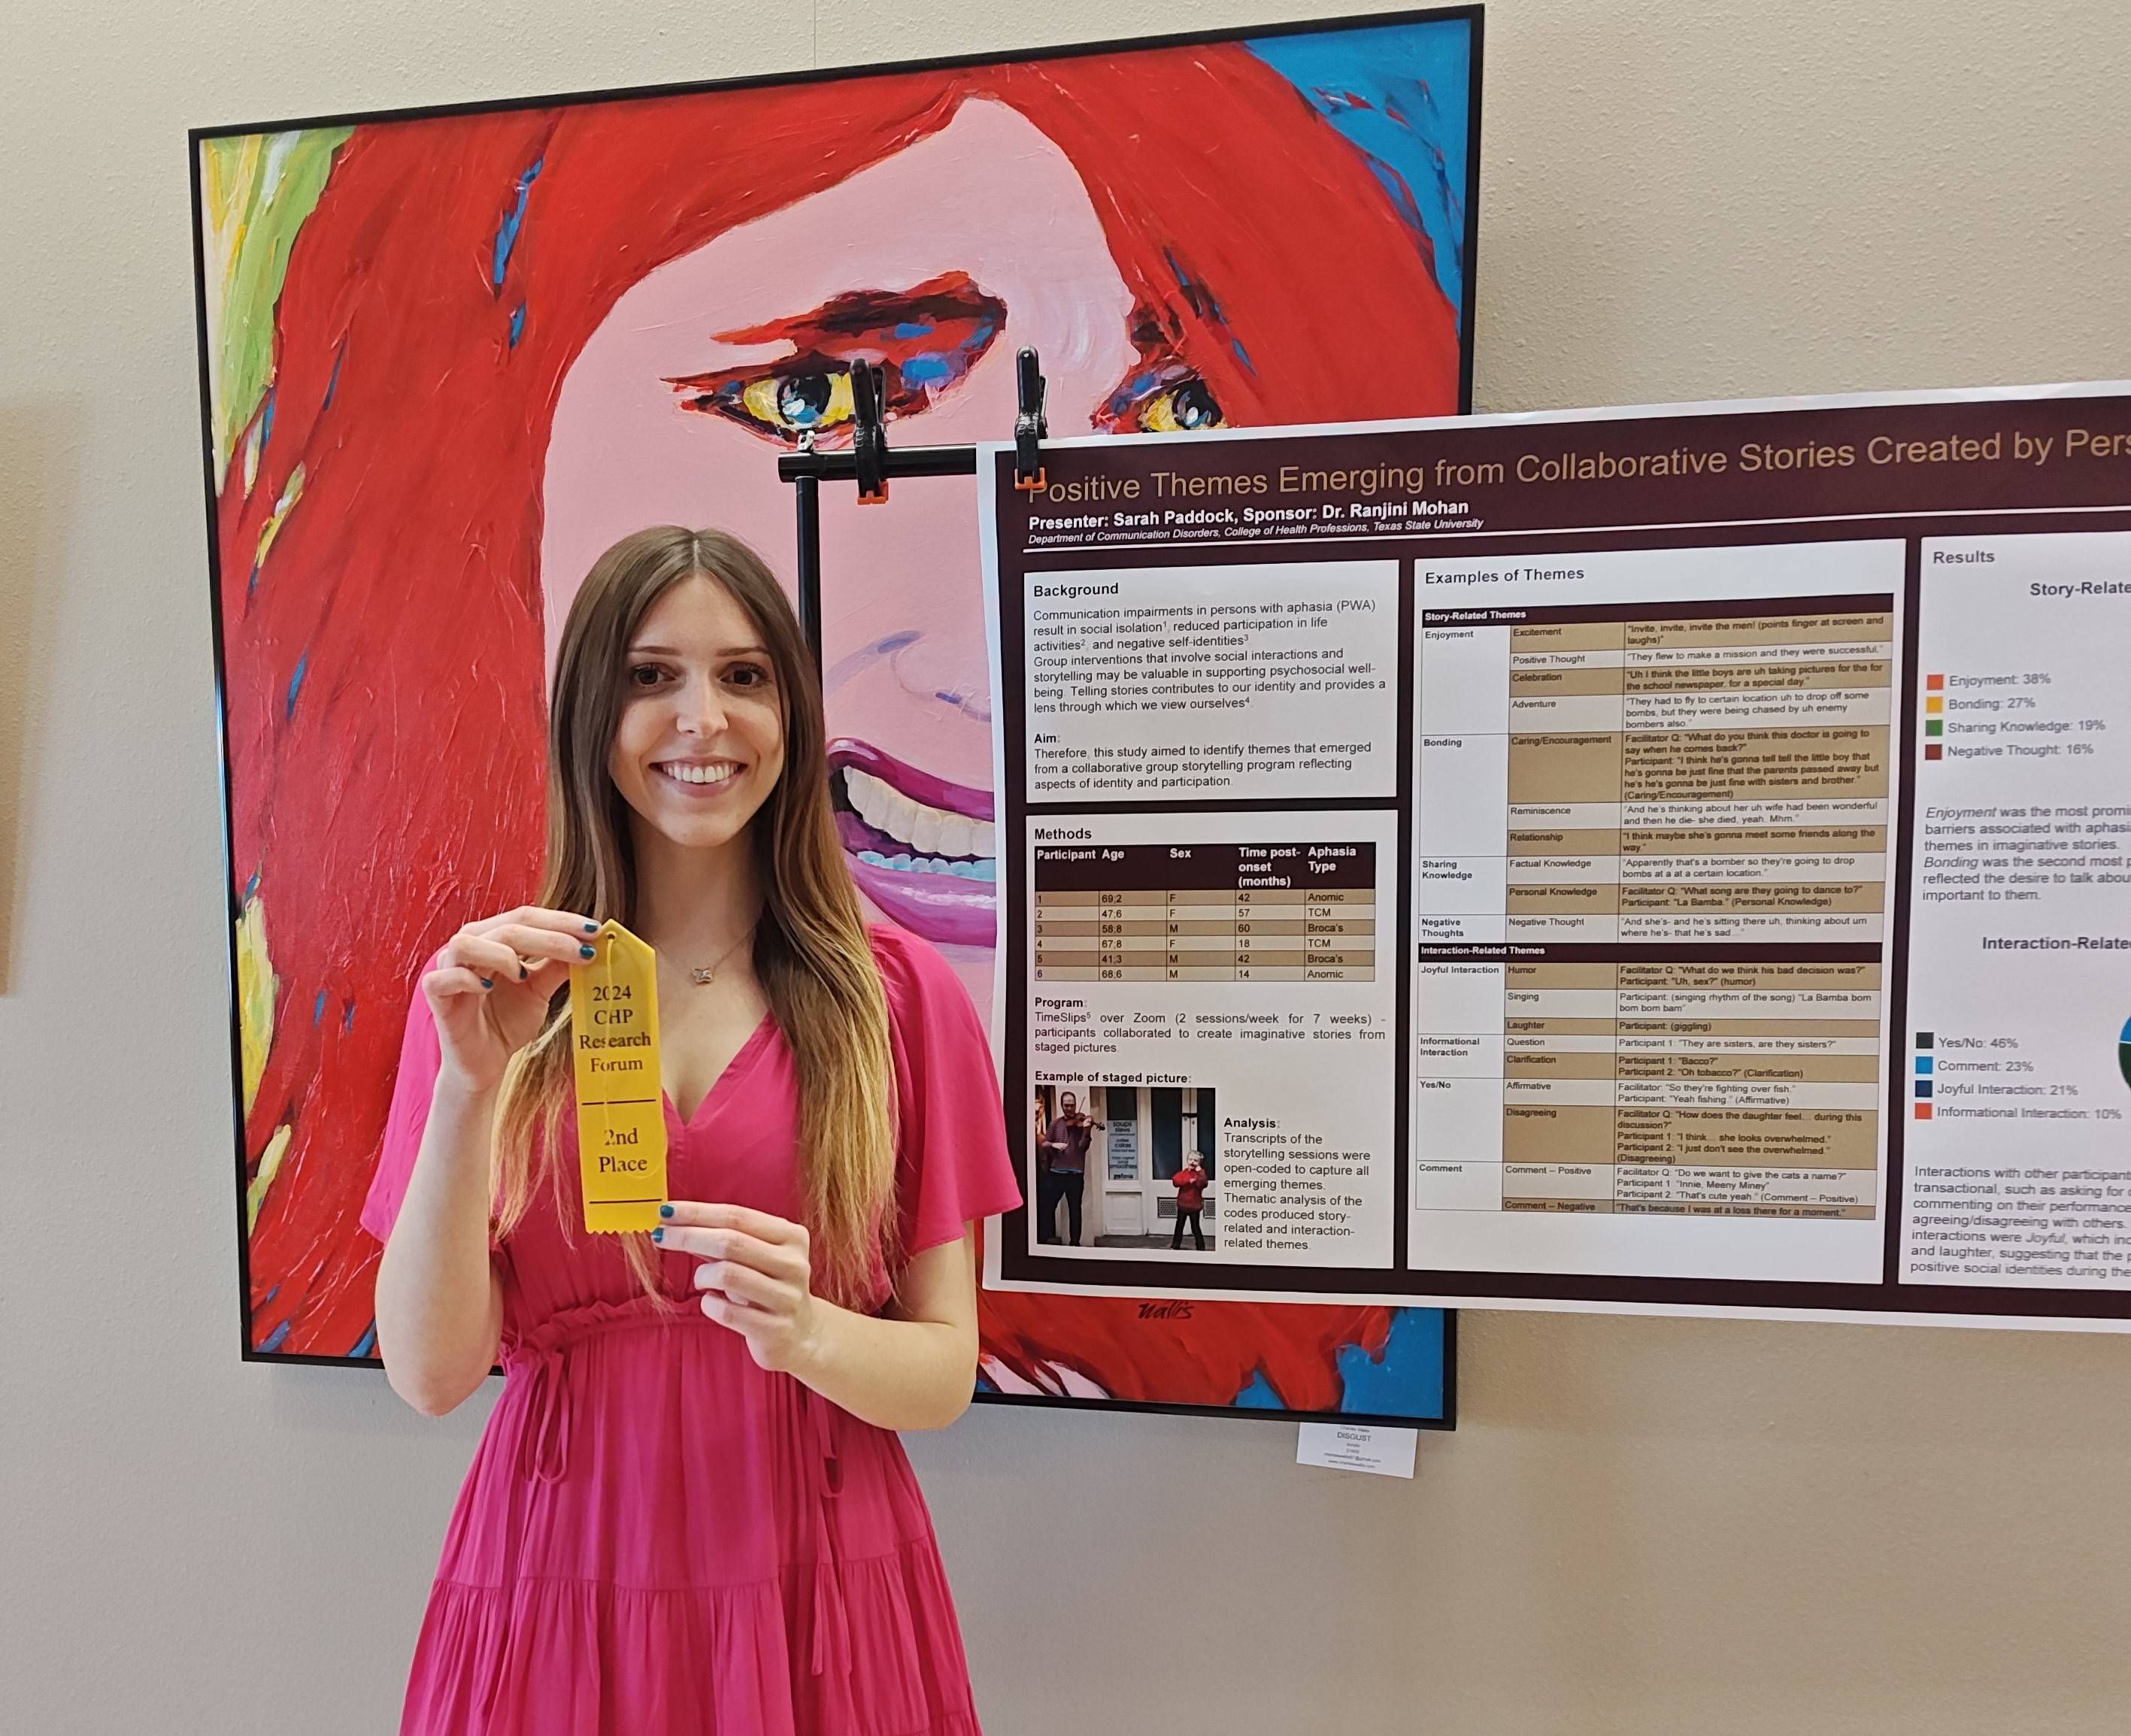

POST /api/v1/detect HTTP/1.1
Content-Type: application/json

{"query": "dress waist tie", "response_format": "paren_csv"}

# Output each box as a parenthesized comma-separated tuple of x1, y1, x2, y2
(479, 1297, 692, 1719)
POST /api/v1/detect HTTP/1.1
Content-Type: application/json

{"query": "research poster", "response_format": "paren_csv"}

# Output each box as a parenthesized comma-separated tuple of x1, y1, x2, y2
(981, 384, 2131, 1328)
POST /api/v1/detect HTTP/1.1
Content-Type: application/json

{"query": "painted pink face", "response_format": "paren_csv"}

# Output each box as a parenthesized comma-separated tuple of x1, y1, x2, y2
(541, 99, 1147, 1007)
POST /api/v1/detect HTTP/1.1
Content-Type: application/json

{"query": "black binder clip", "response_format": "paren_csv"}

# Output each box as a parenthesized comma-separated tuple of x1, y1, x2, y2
(851, 358, 890, 504)
(1014, 347, 1047, 492)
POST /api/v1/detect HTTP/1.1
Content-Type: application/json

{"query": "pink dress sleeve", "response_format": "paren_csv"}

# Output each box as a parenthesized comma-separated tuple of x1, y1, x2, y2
(873, 926, 1023, 1257)
(359, 953, 447, 1247)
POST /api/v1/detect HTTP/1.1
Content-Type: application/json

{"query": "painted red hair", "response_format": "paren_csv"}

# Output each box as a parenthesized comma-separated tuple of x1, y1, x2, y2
(224, 46, 1458, 1401)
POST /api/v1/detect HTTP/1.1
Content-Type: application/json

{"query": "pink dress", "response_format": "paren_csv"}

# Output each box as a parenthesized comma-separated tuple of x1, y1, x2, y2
(362, 925, 1021, 1736)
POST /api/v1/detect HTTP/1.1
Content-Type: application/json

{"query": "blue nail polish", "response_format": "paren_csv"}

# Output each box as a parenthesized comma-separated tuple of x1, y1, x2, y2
(580, 944, 596, 959)
(659, 1204, 674, 1219)
(651, 1227, 665, 1243)
(584, 922, 598, 933)
(479, 977, 493, 989)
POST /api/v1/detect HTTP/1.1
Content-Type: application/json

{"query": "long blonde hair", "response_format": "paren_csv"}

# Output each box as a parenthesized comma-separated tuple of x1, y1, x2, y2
(491, 527, 899, 1307)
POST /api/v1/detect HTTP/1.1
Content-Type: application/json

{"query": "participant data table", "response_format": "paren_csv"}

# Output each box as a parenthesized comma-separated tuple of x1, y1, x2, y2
(1034, 842, 1377, 983)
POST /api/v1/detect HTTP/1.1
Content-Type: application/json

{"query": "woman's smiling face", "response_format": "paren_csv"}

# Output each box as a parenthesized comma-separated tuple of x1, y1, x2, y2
(607, 574, 786, 856)
(540, 97, 1214, 1001)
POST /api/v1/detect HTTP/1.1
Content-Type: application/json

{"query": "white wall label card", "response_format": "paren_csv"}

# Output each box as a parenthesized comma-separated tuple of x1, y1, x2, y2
(1297, 1422, 1419, 1479)
(981, 383, 2131, 1330)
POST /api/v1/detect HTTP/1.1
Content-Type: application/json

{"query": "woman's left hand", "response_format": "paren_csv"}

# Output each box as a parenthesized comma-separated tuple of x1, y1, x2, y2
(654, 1203, 823, 1375)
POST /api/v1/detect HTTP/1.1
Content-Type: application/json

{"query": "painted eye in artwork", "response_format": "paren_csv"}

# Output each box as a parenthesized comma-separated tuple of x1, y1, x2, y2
(667, 271, 1005, 450)
(733, 368, 858, 438)
(1093, 365, 1227, 436)
(1135, 376, 1225, 434)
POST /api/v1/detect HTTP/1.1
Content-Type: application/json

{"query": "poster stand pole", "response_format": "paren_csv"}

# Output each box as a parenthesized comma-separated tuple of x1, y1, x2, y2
(777, 347, 1050, 659)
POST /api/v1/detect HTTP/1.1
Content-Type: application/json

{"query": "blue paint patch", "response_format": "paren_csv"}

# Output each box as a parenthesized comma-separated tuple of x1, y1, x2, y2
(975, 1369, 999, 1393)
(491, 156, 544, 289)
(263, 1285, 278, 1306)
(259, 387, 275, 454)
(314, 988, 327, 1025)
(1233, 1368, 1286, 1408)
(1366, 159, 1430, 247)
(508, 303, 527, 347)
(350, 1323, 377, 1359)
(343, 1000, 356, 1032)
(244, 871, 260, 900)
(321, 342, 346, 413)
(1247, 19, 1475, 324)
(1337, 1307, 1447, 1419)
(892, 321, 935, 340)
(1230, 338, 1256, 374)
(1099, 367, 1175, 425)
(259, 1319, 291, 1353)
(284, 653, 308, 720)
(822, 629, 923, 698)
(1159, 249, 1235, 340)
(899, 353, 952, 388)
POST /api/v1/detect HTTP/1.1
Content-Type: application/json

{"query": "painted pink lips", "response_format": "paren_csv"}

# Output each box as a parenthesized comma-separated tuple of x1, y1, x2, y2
(827, 738, 996, 949)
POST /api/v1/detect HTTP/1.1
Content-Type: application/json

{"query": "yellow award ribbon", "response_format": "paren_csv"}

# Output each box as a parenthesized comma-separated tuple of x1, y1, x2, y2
(567, 920, 669, 1234)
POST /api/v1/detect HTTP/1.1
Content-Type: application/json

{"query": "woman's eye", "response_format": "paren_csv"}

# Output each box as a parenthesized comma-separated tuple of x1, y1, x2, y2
(737, 370, 856, 438)
(1093, 367, 1226, 436)
(726, 662, 773, 689)
(628, 663, 667, 687)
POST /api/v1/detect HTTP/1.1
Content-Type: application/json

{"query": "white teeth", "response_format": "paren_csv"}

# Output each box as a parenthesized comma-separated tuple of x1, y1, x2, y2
(662, 762, 735, 786)
(844, 768, 911, 839)
(844, 767, 882, 824)
(843, 766, 995, 860)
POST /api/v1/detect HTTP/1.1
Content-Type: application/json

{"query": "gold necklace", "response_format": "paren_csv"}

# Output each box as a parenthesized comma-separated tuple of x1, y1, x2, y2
(656, 926, 756, 987)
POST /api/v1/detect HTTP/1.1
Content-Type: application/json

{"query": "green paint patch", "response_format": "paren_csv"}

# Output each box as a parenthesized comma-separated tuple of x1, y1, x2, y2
(199, 128, 352, 486)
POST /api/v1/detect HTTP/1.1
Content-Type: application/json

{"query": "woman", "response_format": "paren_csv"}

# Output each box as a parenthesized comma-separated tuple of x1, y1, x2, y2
(1171, 1155, 1210, 1253)
(365, 526, 1018, 1734)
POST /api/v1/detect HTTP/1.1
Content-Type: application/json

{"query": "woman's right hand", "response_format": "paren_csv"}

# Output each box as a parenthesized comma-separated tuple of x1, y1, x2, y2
(423, 907, 602, 1092)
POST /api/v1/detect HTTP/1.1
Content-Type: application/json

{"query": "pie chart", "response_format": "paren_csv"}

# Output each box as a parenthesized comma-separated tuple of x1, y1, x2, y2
(2122, 1016, 2131, 1090)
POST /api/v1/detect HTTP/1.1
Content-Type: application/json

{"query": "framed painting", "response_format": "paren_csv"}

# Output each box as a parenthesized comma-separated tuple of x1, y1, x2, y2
(193, 7, 1479, 1425)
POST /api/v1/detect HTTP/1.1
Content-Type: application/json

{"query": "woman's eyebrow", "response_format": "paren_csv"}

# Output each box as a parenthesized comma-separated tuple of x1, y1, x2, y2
(628, 641, 771, 659)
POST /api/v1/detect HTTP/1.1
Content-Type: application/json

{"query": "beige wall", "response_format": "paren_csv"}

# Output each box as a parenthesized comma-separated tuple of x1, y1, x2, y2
(5, 2, 2131, 1730)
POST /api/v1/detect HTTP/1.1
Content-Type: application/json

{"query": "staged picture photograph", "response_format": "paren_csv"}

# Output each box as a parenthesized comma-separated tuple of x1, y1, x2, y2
(8, 2, 2131, 1732)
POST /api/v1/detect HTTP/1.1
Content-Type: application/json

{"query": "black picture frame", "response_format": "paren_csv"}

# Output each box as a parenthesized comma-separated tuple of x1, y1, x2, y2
(191, 6, 1481, 1431)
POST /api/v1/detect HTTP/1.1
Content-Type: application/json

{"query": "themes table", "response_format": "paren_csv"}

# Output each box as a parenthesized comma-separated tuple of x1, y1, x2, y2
(1412, 582, 1899, 1229)
(1417, 597, 1898, 945)
(1033, 842, 1377, 983)
(1416, 955, 1884, 1218)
